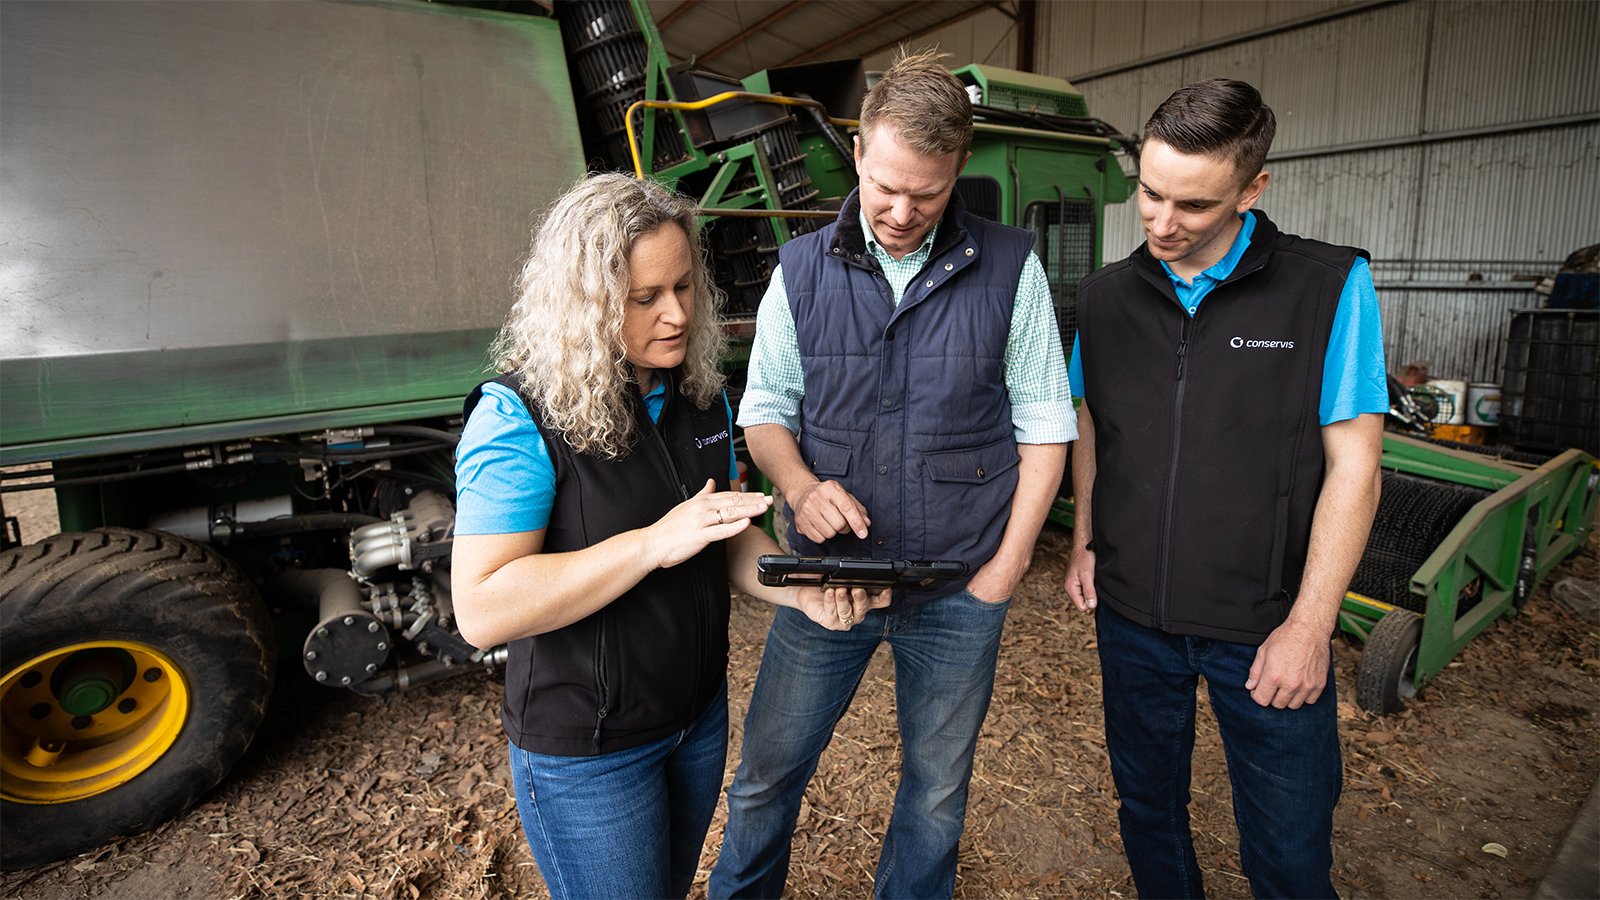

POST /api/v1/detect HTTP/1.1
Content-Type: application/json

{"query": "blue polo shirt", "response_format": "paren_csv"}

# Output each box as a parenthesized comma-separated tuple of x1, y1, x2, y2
(1068, 210, 1387, 426)
(455, 380, 739, 536)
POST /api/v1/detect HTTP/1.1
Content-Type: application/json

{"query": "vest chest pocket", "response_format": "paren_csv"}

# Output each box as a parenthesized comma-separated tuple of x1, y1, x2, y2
(922, 438, 1019, 484)
(918, 437, 1020, 559)
(800, 434, 851, 477)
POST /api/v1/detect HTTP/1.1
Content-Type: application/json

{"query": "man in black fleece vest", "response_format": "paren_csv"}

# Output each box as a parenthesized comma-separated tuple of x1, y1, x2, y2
(1064, 79, 1386, 898)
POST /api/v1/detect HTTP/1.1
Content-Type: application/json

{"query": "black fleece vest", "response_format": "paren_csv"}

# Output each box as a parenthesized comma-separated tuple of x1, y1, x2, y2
(779, 189, 1034, 604)
(1077, 211, 1365, 643)
(462, 371, 731, 755)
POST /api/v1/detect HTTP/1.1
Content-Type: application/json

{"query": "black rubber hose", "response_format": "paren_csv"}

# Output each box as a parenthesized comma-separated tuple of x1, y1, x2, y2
(369, 425, 459, 446)
(225, 514, 383, 539)
(0, 461, 199, 493)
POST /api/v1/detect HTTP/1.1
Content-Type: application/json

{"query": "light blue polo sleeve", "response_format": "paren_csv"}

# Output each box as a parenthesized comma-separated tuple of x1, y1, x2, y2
(724, 392, 739, 483)
(1068, 337, 1084, 403)
(453, 381, 557, 535)
(453, 383, 740, 537)
(1320, 257, 1389, 426)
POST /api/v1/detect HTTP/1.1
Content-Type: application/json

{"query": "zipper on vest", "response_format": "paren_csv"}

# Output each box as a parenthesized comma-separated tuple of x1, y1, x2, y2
(592, 615, 610, 749)
(1156, 316, 1193, 629)
(644, 405, 713, 709)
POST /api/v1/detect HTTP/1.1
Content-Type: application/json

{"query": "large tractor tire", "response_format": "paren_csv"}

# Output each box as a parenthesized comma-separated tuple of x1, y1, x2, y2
(0, 528, 275, 869)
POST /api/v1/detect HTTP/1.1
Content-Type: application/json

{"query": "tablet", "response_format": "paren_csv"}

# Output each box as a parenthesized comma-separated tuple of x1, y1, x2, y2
(756, 555, 968, 589)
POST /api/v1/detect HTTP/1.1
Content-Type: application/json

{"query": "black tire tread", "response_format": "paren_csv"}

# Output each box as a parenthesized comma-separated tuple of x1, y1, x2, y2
(1356, 608, 1423, 715)
(0, 528, 275, 870)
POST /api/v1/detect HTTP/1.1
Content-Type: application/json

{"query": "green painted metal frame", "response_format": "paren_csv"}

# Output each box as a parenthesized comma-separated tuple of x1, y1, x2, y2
(1340, 439, 1599, 685)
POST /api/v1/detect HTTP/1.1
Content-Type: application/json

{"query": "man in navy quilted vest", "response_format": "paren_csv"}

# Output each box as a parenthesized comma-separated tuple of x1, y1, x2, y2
(1064, 79, 1387, 898)
(710, 49, 1076, 899)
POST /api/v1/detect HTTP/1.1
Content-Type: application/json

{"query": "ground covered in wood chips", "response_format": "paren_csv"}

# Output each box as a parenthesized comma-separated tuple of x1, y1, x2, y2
(3, 527, 1596, 900)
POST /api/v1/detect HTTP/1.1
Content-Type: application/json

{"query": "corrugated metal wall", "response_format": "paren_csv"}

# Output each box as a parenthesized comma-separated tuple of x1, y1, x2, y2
(1038, 0, 1600, 383)
(887, 0, 1598, 383)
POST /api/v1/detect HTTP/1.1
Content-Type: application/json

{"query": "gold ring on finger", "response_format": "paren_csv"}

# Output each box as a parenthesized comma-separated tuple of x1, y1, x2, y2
(716, 508, 724, 524)
(839, 611, 853, 626)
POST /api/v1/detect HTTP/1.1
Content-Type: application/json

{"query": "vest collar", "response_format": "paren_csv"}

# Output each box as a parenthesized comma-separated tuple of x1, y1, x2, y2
(828, 187, 972, 271)
(1131, 208, 1282, 300)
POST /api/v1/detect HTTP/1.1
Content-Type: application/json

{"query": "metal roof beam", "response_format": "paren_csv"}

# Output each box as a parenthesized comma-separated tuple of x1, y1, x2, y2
(854, 2, 998, 61)
(700, 0, 808, 63)
(656, 0, 700, 32)
(779, 0, 934, 66)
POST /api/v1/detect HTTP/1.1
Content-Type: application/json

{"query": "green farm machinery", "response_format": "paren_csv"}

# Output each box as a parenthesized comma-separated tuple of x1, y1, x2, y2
(1342, 436, 1598, 713)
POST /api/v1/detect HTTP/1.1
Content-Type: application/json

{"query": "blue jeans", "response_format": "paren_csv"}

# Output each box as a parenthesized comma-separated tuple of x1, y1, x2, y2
(1096, 607, 1342, 899)
(709, 589, 1010, 899)
(508, 681, 729, 900)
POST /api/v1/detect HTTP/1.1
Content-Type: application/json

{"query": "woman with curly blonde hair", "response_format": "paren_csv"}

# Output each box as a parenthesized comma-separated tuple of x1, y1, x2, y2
(451, 174, 885, 900)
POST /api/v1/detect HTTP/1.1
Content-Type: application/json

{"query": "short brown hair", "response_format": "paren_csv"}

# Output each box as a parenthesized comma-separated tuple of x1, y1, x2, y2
(1145, 79, 1276, 184)
(859, 47, 972, 159)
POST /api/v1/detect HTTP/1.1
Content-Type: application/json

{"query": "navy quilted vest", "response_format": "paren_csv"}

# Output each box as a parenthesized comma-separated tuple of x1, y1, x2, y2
(779, 189, 1034, 603)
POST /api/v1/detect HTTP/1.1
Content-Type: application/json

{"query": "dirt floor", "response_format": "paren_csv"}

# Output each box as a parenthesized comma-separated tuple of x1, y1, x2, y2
(2, 505, 1597, 899)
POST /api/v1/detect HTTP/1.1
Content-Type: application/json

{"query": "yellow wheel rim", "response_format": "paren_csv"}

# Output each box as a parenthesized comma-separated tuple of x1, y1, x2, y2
(0, 641, 190, 804)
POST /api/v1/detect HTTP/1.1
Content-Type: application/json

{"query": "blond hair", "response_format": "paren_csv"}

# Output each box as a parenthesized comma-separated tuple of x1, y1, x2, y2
(492, 173, 726, 459)
(859, 47, 972, 159)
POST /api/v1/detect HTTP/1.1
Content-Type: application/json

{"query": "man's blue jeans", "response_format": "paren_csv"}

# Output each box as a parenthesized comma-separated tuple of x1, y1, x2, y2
(1096, 607, 1342, 899)
(710, 589, 1010, 899)
(507, 681, 728, 900)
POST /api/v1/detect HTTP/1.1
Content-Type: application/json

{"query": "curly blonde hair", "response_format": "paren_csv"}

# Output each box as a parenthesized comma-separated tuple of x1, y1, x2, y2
(492, 173, 726, 458)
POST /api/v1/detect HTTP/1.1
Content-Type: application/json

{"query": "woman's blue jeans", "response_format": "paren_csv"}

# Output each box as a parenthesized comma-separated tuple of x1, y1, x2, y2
(710, 589, 1011, 899)
(1096, 606, 1342, 899)
(508, 681, 729, 900)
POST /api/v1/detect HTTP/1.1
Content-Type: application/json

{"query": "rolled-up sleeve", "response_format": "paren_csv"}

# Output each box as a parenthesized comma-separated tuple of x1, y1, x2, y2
(1006, 253, 1078, 444)
(736, 264, 806, 435)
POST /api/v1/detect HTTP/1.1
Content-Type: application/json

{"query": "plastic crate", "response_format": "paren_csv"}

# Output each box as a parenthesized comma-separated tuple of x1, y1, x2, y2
(1499, 309, 1598, 455)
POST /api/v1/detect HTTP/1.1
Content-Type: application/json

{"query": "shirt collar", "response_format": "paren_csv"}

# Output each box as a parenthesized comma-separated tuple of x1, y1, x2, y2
(859, 208, 940, 265)
(1161, 210, 1257, 286)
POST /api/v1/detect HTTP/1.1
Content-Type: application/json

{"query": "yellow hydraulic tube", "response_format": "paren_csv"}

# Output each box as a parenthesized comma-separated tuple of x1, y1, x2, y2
(624, 91, 856, 179)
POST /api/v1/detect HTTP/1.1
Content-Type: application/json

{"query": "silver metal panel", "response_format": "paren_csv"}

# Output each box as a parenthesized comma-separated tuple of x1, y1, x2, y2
(1196, 0, 1269, 44)
(1412, 124, 1600, 263)
(1178, 40, 1266, 96)
(1263, 147, 1422, 260)
(1038, 0, 1097, 77)
(1314, 1, 1430, 146)
(1266, 0, 1358, 21)
(1090, 0, 1147, 73)
(1076, 69, 1148, 137)
(1257, 20, 1346, 153)
(1135, 60, 1192, 131)
(1103, 199, 1146, 262)
(1140, 1, 1204, 57)
(1426, 0, 1600, 133)
(1382, 288, 1536, 384)
(0, 0, 584, 360)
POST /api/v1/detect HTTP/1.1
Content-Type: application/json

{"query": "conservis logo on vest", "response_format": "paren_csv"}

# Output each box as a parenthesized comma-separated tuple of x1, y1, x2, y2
(1230, 336, 1296, 349)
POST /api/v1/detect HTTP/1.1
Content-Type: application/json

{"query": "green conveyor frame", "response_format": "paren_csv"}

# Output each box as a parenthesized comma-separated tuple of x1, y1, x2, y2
(1339, 434, 1597, 710)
